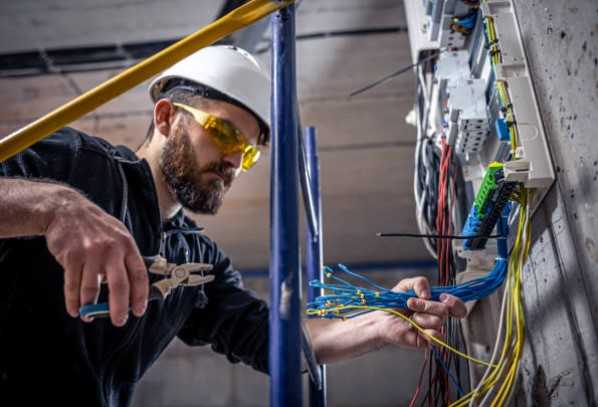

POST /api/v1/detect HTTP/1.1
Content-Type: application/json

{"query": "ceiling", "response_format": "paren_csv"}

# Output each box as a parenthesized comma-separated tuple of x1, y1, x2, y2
(0, 0, 431, 270)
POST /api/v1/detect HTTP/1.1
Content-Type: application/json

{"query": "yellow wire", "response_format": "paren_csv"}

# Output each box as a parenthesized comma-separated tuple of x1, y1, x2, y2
(496, 80, 518, 151)
(450, 188, 530, 406)
(307, 305, 496, 368)
(309, 191, 530, 407)
(484, 16, 501, 65)
(493, 190, 532, 406)
(481, 192, 526, 404)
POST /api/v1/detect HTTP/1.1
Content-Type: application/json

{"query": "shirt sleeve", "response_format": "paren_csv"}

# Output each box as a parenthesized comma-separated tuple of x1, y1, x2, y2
(176, 239, 270, 374)
(0, 127, 81, 181)
(0, 127, 127, 220)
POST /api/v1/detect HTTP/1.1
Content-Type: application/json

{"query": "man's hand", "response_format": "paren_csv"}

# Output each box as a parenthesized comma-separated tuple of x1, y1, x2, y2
(377, 276, 467, 349)
(44, 187, 149, 327)
(306, 275, 468, 364)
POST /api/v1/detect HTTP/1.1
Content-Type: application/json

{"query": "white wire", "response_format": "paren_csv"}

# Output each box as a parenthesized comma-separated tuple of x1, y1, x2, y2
(413, 71, 438, 259)
(468, 265, 511, 406)
(418, 64, 430, 106)
(417, 138, 438, 259)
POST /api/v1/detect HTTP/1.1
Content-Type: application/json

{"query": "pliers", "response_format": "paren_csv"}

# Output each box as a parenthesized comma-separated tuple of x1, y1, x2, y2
(79, 255, 214, 319)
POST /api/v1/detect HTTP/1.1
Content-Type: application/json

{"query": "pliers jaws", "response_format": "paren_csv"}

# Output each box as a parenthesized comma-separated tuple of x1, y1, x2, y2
(146, 256, 214, 300)
(79, 256, 215, 319)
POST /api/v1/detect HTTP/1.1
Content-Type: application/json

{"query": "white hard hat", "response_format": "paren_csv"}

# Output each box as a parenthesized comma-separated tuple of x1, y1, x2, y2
(149, 45, 270, 142)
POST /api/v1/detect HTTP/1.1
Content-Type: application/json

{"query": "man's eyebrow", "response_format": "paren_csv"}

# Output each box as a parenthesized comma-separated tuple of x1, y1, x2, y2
(224, 116, 260, 142)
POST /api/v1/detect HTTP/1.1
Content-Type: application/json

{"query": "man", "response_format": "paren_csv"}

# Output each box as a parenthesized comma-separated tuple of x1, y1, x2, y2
(0, 45, 466, 406)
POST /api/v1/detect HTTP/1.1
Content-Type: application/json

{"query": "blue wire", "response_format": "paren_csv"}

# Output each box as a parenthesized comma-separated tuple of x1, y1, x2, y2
(307, 205, 513, 316)
(432, 347, 465, 397)
(307, 258, 507, 312)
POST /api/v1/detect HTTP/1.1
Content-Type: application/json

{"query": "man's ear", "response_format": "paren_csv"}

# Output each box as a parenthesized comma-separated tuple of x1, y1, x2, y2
(153, 99, 176, 137)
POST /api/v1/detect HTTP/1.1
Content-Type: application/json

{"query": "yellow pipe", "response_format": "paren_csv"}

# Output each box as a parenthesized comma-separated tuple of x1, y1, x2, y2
(0, 0, 294, 162)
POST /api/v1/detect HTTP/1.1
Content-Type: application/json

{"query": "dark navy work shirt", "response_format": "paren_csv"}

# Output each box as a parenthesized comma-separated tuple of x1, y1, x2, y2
(0, 128, 269, 406)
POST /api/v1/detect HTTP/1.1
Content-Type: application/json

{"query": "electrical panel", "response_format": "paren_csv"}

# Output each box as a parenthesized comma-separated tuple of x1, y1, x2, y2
(404, 1, 556, 399)
(405, 0, 555, 239)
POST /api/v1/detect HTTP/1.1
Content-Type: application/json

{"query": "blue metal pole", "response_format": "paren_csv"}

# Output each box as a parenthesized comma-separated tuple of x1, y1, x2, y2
(270, 4, 302, 407)
(298, 124, 319, 241)
(304, 126, 327, 407)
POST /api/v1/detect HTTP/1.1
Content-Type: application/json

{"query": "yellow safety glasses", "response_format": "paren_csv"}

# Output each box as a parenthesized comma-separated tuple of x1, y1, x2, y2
(173, 102, 261, 171)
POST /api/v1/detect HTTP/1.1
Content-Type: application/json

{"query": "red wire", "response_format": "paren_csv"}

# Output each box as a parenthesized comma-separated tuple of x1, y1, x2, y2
(409, 350, 430, 407)
(432, 139, 455, 403)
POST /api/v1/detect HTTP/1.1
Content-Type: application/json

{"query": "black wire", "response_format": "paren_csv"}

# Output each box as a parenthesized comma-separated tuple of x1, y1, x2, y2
(348, 50, 444, 98)
(376, 232, 504, 239)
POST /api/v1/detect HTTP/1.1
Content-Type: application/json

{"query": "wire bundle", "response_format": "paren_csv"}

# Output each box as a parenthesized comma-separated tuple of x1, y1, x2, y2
(483, 16, 501, 65)
(306, 254, 508, 319)
(436, 139, 457, 288)
(414, 55, 443, 259)
(426, 138, 461, 405)
(305, 251, 508, 379)
(412, 50, 483, 404)
(495, 80, 519, 152)
(307, 203, 514, 405)
(451, 189, 531, 407)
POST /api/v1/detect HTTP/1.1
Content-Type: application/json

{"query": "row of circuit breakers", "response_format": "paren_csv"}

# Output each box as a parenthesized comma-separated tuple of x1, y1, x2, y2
(405, 0, 555, 225)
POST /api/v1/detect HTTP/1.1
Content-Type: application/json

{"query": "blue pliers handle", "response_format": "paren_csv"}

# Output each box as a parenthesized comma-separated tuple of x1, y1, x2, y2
(78, 287, 164, 319)
(79, 256, 213, 319)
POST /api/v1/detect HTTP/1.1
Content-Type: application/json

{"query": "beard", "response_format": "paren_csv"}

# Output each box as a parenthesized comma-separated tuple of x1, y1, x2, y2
(159, 125, 235, 215)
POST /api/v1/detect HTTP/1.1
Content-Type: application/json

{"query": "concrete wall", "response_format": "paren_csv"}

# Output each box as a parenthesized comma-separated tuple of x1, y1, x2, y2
(513, 0, 598, 404)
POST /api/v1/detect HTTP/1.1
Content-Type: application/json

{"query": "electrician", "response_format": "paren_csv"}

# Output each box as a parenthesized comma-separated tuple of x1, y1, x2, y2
(0, 45, 467, 406)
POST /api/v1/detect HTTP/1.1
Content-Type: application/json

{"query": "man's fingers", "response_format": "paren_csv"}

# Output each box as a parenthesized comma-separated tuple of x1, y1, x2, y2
(439, 293, 468, 318)
(402, 328, 442, 348)
(395, 277, 431, 299)
(421, 328, 442, 345)
(407, 297, 449, 318)
(105, 255, 130, 327)
(63, 258, 83, 318)
(402, 330, 420, 348)
(80, 262, 102, 322)
(125, 250, 149, 318)
(413, 278, 431, 299)
(412, 312, 442, 331)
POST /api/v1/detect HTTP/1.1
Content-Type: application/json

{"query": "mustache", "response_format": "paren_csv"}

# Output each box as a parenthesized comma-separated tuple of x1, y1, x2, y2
(201, 161, 235, 186)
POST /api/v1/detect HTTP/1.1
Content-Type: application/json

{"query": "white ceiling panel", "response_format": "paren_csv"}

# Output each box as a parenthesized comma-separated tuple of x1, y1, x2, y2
(0, 0, 223, 53)
(296, 34, 413, 100)
(296, 0, 405, 35)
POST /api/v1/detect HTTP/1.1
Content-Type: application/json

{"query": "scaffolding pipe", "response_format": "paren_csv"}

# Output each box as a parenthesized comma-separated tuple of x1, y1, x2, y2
(269, 3, 302, 407)
(298, 123, 319, 240)
(304, 126, 327, 407)
(0, 0, 293, 163)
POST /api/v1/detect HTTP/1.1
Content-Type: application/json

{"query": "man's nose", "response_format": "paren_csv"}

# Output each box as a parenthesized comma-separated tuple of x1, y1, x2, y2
(222, 150, 243, 170)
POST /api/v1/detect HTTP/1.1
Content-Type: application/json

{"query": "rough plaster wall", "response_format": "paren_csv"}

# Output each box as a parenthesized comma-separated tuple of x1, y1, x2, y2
(510, 0, 598, 405)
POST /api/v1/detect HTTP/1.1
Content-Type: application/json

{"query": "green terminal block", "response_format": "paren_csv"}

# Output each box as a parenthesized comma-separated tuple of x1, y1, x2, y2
(462, 162, 518, 250)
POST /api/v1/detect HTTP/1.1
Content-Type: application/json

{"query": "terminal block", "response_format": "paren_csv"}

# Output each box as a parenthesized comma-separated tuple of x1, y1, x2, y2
(462, 162, 518, 250)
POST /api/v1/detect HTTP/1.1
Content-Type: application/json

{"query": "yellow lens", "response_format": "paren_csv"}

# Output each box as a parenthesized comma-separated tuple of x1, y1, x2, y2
(206, 117, 241, 146)
(206, 127, 238, 154)
(242, 146, 260, 171)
